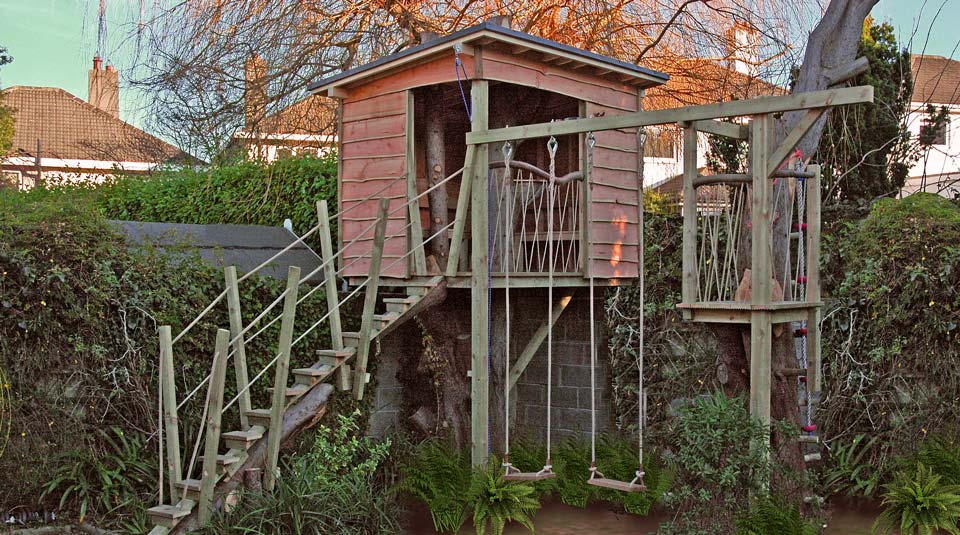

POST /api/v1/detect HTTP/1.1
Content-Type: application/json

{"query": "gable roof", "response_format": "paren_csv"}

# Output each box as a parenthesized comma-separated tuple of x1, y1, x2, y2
(911, 55, 960, 106)
(2, 86, 197, 164)
(645, 58, 784, 110)
(308, 21, 669, 96)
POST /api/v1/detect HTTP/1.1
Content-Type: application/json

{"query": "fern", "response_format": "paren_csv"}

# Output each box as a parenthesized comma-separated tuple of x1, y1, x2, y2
(873, 463, 960, 535)
(400, 439, 472, 533)
(468, 461, 540, 535)
(735, 497, 818, 535)
(917, 437, 960, 486)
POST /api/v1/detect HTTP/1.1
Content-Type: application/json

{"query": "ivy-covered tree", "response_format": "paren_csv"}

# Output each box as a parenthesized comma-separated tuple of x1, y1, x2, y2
(0, 46, 14, 155)
(815, 18, 912, 204)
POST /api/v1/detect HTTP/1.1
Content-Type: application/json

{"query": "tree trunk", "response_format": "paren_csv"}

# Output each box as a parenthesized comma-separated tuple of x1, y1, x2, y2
(425, 85, 449, 271)
(718, 0, 878, 494)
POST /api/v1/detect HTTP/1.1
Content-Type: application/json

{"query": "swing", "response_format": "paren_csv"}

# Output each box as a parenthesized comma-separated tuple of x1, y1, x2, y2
(502, 138, 556, 482)
(584, 132, 646, 493)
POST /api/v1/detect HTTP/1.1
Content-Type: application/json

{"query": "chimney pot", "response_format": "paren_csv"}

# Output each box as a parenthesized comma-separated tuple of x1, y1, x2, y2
(93, 56, 102, 70)
(487, 15, 513, 29)
(106, 65, 116, 72)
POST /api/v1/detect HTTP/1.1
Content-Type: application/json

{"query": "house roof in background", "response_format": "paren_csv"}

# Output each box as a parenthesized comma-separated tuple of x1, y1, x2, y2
(2, 86, 197, 164)
(911, 55, 960, 106)
(255, 94, 338, 137)
(645, 58, 784, 110)
(308, 20, 669, 96)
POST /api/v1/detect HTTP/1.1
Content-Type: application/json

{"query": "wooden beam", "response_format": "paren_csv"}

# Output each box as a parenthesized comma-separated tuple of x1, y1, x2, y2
(264, 266, 300, 491)
(470, 79, 490, 468)
(681, 125, 698, 315)
(692, 120, 749, 140)
(198, 328, 230, 525)
(805, 165, 823, 392)
(446, 145, 476, 276)
(317, 200, 348, 391)
(508, 289, 576, 388)
(224, 266, 251, 430)
(328, 86, 348, 99)
(766, 109, 823, 177)
(405, 90, 428, 276)
(159, 326, 181, 502)
(749, 114, 774, 431)
(352, 198, 390, 400)
(511, 44, 531, 55)
(466, 86, 874, 145)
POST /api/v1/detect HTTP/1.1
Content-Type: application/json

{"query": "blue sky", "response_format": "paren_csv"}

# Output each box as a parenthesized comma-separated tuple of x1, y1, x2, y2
(0, 0, 956, 132)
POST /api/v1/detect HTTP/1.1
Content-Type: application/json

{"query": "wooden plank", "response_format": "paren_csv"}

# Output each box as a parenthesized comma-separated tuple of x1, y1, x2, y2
(158, 326, 181, 502)
(446, 144, 475, 277)
(749, 114, 773, 438)
(681, 125, 698, 312)
(342, 114, 406, 140)
(340, 156, 406, 180)
(766, 109, 823, 177)
(470, 80, 489, 468)
(692, 119, 749, 140)
(342, 92, 406, 122)
(340, 135, 406, 159)
(345, 54, 476, 101)
(224, 266, 251, 430)
(317, 201, 345, 358)
(264, 266, 301, 491)
(806, 164, 822, 392)
(406, 90, 427, 277)
(466, 86, 875, 145)
(508, 289, 576, 388)
(198, 328, 230, 525)
(352, 198, 391, 400)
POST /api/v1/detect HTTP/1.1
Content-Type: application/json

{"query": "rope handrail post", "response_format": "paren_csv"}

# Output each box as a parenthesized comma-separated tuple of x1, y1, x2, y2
(352, 197, 391, 400)
(198, 328, 230, 525)
(264, 265, 301, 492)
(158, 325, 181, 502)
(224, 266, 252, 430)
(317, 200, 349, 391)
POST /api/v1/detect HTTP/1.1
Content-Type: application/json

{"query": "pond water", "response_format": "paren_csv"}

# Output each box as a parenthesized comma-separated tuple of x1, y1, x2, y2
(406, 500, 881, 534)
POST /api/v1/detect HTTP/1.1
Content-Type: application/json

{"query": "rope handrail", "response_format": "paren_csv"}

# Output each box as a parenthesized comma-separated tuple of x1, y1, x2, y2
(172, 167, 466, 409)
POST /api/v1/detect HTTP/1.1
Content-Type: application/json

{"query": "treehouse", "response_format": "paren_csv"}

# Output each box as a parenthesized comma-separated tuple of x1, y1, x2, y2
(308, 18, 668, 285)
(145, 17, 875, 533)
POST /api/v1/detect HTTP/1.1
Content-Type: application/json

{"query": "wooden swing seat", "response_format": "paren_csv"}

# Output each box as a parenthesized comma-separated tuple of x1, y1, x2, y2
(503, 471, 556, 482)
(588, 477, 646, 493)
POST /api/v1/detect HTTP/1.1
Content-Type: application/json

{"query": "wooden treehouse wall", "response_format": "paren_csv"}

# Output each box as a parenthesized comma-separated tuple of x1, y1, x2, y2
(339, 47, 642, 279)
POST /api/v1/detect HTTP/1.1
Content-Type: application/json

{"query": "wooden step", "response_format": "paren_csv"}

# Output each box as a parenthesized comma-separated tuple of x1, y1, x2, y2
(804, 453, 822, 463)
(383, 296, 419, 314)
(407, 276, 443, 296)
(222, 426, 265, 450)
(243, 408, 273, 427)
(798, 435, 820, 444)
(343, 331, 378, 347)
(173, 478, 204, 501)
(315, 347, 355, 367)
(268, 383, 310, 399)
(373, 312, 401, 329)
(147, 500, 194, 529)
(292, 365, 335, 386)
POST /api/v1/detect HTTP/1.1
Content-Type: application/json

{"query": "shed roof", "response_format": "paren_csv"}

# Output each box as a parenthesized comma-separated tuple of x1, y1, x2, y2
(308, 21, 669, 96)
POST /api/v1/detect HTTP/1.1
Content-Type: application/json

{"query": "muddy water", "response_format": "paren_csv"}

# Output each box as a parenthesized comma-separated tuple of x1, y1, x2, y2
(407, 501, 880, 534)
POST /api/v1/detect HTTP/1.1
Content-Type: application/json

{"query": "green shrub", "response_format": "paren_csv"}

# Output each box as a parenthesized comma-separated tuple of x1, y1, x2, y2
(468, 460, 539, 535)
(307, 409, 391, 485)
(822, 434, 884, 499)
(917, 437, 960, 486)
(660, 391, 771, 534)
(735, 497, 818, 535)
(401, 439, 472, 533)
(873, 463, 960, 535)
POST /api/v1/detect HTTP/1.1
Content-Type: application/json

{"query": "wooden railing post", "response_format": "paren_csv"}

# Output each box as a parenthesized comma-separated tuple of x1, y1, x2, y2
(446, 145, 476, 277)
(681, 122, 698, 316)
(317, 201, 349, 391)
(159, 326, 181, 502)
(224, 266, 251, 429)
(198, 328, 230, 524)
(749, 114, 774, 441)
(406, 89, 428, 277)
(805, 164, 822, 392)
(352, 198, 390, 400)
(469, 79, 490, 468)
(264, 265, 301, 491)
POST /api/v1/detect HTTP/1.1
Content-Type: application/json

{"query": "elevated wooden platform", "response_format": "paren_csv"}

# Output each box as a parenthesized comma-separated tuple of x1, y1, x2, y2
(677, 300, 822, 324)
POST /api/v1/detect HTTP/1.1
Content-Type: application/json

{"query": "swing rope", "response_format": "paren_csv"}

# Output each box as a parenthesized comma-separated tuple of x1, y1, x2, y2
(542, 136, 559, 476)
(503, 140, 514, 473)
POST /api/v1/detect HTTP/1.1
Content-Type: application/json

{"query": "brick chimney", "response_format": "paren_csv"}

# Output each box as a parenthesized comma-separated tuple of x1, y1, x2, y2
(245, 54, 268, 130)
(726, 22, 759, 77)
(88, 56, 119, 118)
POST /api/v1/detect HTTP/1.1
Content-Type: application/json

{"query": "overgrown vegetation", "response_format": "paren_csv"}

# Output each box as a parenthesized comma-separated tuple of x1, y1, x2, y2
(0, 158, 337, 528)
(872, 463, 960, 535)
(198, 410, 401, 535)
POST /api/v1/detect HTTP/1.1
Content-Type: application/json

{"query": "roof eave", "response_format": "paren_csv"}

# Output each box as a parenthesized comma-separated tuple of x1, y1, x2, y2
(308, 23, 669, 98)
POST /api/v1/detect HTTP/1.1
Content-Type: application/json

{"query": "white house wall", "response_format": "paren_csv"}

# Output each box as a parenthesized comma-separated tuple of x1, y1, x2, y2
(903, 102, 960, 199)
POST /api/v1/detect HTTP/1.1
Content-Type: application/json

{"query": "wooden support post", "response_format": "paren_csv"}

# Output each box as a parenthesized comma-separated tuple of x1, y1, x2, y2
(352, 198, 390, 400)
(447, 144, 476, 277)
(805, 164, 822, 392)
(508, 289, 576, 388)
(159, 326, 181, 502)
(224, 266, 251, 430)
(681, 124, 698, 316)
(749, 114, 774, 430)
(406, 90, 428, 276)
(198, 328, 230, 525)
(264, 266, 300, 491)
(317, 200, 343, 350)
(469, 79, 490, 467)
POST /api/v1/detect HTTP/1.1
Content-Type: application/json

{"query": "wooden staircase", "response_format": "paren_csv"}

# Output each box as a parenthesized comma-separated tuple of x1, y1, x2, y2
(147, 199, 446, 534)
